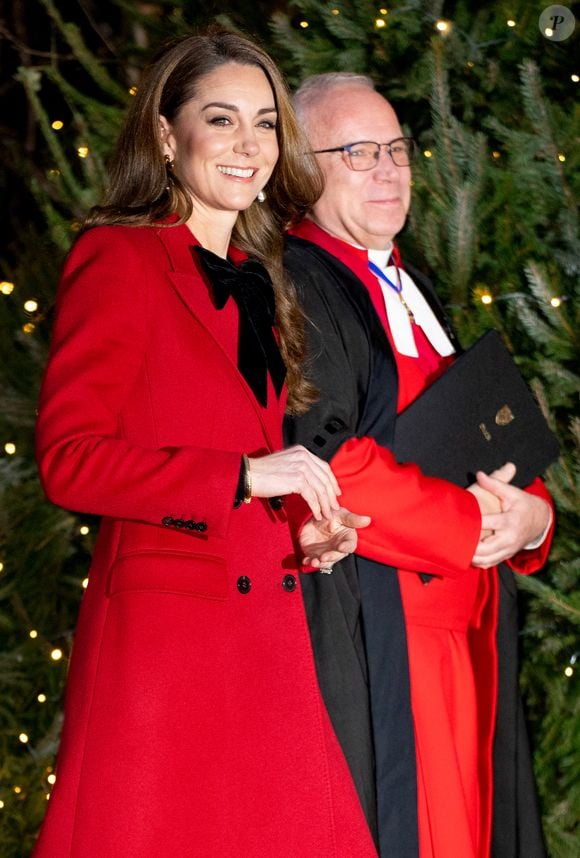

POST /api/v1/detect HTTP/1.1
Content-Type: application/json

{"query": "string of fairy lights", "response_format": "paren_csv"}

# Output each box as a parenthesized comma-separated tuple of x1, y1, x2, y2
(0, 508, 89, 808)
(0, 6, 577, 816)
(2, 9, 571, 323)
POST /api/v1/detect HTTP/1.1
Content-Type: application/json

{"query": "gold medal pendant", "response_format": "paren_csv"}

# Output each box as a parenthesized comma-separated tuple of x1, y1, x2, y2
(399, 294, 415, 323)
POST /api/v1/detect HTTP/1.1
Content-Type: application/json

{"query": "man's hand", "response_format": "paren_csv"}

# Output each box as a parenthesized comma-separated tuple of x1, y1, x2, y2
(299, 508, 372, 569)
(471, 467, 551, 568)
(467, 462, 515, 538)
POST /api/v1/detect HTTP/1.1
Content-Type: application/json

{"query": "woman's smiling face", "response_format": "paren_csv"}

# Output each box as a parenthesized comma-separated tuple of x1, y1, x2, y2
(160, 62, 279, 219)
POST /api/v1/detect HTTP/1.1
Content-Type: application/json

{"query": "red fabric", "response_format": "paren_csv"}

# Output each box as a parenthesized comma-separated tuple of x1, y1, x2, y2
(292, 220, 553, 858)
(33, 224, 377, 857)
(331, 438, 480, 580)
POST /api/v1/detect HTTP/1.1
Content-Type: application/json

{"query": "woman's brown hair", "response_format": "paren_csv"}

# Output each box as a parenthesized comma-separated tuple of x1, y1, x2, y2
(84, 29, 322, 414)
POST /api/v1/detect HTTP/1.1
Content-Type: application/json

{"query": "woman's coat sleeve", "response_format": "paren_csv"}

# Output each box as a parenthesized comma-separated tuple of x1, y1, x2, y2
(36, 227, 240, 538)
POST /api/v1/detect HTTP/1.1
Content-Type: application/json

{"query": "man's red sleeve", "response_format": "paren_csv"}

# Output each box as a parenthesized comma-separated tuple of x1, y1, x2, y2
(331, 436, 481, 578)
(506, 478, 555, 575)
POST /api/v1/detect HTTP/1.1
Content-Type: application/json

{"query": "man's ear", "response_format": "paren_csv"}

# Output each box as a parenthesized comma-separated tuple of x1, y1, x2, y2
(159, 115, 174, 158)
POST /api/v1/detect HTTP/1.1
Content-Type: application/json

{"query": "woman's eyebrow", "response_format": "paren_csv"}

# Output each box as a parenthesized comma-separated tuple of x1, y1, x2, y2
(202, 102, 277, 114)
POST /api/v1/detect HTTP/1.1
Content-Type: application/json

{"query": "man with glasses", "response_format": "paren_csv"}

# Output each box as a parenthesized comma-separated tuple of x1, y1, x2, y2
(284, 73, 552, 858)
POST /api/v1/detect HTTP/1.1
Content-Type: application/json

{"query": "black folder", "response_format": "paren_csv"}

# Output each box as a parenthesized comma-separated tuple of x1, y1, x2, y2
(393, 330, 559, 488)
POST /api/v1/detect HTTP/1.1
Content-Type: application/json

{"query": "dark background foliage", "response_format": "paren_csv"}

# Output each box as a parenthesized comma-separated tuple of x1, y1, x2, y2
(0, 2, 578, 855)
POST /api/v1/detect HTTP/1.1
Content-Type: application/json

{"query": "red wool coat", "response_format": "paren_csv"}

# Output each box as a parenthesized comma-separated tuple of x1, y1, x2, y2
(33, 223, 378, 858)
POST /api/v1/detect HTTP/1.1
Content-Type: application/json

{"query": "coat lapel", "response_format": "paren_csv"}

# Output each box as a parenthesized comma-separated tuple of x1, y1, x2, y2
(155, 224, 281, 450)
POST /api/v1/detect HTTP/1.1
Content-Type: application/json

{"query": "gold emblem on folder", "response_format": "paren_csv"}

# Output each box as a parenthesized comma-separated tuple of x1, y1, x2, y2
(495, 405, 515, 426)
(479, 422, 492, 441)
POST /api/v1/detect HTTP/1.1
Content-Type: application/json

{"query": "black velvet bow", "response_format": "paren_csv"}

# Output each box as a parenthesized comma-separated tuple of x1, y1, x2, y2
(193, 245, 286, 407)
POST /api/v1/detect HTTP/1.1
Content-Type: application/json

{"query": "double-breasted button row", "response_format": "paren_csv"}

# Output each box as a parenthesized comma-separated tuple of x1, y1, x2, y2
(161, 516, 208, 533)
(236, 574, 297, 594)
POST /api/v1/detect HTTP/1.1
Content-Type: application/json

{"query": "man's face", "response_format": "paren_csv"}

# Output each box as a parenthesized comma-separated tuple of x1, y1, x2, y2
(306, 87, 411, 250)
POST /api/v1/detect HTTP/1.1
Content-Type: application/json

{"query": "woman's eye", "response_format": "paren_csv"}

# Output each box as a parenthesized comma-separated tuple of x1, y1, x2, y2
(258, 120, 277, 130)
(209, 116, 232, 126)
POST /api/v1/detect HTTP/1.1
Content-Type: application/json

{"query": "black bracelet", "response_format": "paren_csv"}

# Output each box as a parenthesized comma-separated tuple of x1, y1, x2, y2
(233, 456, 246, 509)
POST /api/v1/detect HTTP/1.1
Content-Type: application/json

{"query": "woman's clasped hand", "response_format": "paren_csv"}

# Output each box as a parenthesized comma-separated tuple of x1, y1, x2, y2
(248, 444, 341, 520)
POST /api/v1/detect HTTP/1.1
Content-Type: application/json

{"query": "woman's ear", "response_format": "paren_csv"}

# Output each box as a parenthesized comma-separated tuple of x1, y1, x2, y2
(159, 115, 174, 158)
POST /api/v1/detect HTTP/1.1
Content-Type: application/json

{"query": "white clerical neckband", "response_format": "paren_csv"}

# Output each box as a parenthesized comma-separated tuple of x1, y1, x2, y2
(367, 248, 454, 358)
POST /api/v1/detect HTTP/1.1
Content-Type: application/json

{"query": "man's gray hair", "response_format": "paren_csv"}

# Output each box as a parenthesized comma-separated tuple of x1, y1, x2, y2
(293, 72, 376, 130)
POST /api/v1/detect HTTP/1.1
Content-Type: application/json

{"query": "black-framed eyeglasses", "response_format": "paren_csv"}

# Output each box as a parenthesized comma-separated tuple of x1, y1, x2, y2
(312, 138, 415, 170)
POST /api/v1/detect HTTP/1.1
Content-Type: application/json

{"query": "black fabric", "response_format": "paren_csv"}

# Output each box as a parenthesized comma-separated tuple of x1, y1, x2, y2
(300, 560, 378, 841)
(394, 330, 560, 489)
(284, 236, 418, 857)
(233, 456, 246, 509)
(491, 565, 547, 858)
(284, 235, 547, 858)
(193, 246, 286, 407)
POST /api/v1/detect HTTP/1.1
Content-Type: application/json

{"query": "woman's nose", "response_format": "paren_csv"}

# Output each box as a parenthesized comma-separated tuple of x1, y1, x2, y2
(233, 130, 260, 157)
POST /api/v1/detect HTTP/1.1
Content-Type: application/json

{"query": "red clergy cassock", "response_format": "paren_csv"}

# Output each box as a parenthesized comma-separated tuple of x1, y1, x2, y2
(33, 222, 378, 858)
(286, 220, 553, 858)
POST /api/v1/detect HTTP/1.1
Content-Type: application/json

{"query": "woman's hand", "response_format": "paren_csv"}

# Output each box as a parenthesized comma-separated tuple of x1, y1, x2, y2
(248, 445, 341, 520)
(298, 508, 372, 569)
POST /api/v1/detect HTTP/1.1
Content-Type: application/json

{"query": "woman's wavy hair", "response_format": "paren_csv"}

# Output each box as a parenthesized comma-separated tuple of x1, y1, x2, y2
(84, 29, 323, 414)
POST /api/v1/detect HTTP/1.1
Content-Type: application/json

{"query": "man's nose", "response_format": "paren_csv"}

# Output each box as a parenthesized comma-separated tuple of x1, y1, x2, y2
(373, 147, 399, 177)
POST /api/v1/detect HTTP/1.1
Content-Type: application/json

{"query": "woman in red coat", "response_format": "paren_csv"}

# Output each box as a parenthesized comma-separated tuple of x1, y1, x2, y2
(33, 32, 377, 858)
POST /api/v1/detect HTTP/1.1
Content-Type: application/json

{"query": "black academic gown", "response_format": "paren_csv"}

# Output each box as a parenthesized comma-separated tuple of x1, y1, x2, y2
(283, 234, 546, 858)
